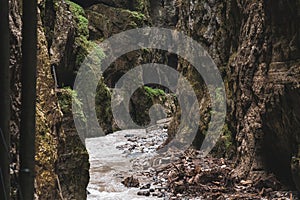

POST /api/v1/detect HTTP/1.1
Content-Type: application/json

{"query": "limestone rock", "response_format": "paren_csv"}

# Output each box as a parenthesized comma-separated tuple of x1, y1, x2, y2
(86, 3, 148, 40)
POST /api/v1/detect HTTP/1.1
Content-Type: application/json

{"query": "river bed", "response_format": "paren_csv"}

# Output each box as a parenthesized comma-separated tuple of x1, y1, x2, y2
(86, 127, 168, 200)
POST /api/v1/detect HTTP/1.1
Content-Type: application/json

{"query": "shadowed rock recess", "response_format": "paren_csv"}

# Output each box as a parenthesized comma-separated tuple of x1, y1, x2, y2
(172, 0, 300, 189)
(8, 0, 300, 199)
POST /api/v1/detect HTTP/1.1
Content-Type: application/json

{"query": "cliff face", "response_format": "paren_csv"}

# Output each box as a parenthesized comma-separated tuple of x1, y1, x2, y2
(228, 0, 299, 183)
(10, 0, 89, 199)
(170, 0, 300, 187)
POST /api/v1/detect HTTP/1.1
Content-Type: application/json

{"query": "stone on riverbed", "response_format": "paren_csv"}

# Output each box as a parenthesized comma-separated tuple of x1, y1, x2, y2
(137, 190, 150, 196)
(140, 183, 151, 189)
(121, 176, 140, 188)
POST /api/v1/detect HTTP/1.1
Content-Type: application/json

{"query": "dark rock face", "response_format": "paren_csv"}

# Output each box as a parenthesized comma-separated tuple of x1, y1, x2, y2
(71, 0, 130, 9)
(44, 0, 90, 88)
(56, 89, 90, 200)
(228, 0, 300, 184)
(80, 0, 299, 190)
(167, 0, 241, 151)
(9, 0, 23, 197)
(167, 0, 300, 189)
(71, 0, 152, 14)
(262, 86, 300, 185)
(148, 0, 178, 27)
(9, 0, 90, 199)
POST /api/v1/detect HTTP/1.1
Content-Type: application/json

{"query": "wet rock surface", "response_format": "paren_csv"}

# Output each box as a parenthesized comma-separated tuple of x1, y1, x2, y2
(122, 176, 140, 188)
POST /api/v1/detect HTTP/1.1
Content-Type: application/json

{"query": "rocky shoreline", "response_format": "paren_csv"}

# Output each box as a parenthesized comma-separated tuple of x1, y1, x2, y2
(115, 119, 299, 200)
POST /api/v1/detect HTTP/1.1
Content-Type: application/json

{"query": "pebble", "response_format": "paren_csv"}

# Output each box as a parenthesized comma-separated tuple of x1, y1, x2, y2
(137, 190, 150, 196)
(152, 192, 164, 197)
(149, 188, 155, 192)
(140, 183, 151, 189)
(124, 134, 134, 138)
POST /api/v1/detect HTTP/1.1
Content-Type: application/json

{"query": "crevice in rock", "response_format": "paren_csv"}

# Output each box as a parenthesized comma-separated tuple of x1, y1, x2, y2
(262, 87, 300, 187)
(40, 0, 56, 53)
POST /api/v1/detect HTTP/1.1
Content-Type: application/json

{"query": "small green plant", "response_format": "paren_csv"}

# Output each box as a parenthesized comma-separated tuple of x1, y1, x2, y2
(133, 0, 146, 12)
(58, 87, 86, 122)
(66, 0, 85, 16)
(53, 1, 60, 11)
(122, 9, 145, 21)
(222, 124, 233, 149)
(77, 15, 89, 36)
(144, 86, 165, 97)
(74, 36, 105, 69)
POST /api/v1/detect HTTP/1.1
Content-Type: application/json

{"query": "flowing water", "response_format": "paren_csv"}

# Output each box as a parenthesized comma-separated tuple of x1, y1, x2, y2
(86, 129, 164, 200)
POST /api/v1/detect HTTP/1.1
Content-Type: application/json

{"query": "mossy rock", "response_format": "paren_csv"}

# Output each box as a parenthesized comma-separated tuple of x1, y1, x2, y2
(210, 124, 236, 159)
(35, 105, 58, 199)
(66, 0, 89, 37)
(132, 0, 150, 13)
(129, 86, 168, 126)
(95, 78, 114, 135)
(57, 87, 86, 123)
(86, 3, 148, 40)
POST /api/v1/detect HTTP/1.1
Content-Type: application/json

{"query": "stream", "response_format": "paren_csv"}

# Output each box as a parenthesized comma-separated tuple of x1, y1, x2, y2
(86, 122, 169, 200)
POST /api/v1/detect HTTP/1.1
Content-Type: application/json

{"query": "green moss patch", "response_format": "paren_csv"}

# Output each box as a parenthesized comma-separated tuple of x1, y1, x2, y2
(144, 86, 166, 97)
(66, 0, 89, 37)
(58, 87, 86, 123)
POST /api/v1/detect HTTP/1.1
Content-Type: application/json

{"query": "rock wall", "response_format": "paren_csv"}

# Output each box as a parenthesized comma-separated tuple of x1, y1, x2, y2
(56, 88, 90, 200)
(76, 0, 298, 190)
(60, 0, 299, 191)
(9, 0, 23, 196)
(9, 0, 89, 199)
(167, 0, 300, 188)
(228, 0, 299, 184)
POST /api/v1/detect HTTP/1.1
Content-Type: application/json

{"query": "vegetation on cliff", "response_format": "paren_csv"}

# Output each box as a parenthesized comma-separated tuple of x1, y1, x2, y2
(2, 0, 299, 199)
